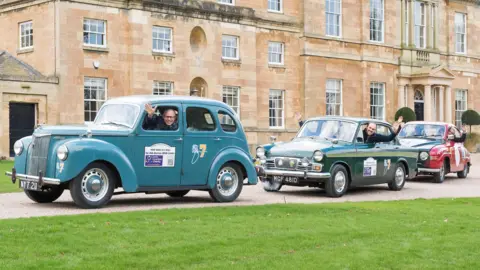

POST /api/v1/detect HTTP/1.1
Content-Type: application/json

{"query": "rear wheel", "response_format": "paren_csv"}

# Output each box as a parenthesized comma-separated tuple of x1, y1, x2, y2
(388, 163, 406, 191)
(69, 162, 115, 209)
(209, 162, 243, 202)
(325, 165, 349, 197)
(457, 163, 469, 178)
(433, 160, 446, 183)
(166, 190, 190, 197)
(24, 186, 64, 203)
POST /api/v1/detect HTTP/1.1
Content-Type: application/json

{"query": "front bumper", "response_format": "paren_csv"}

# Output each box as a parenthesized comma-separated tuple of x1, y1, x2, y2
(256, 166, 331, 179)
(5, 168, 61, 186)
(417, 168, 440, 173)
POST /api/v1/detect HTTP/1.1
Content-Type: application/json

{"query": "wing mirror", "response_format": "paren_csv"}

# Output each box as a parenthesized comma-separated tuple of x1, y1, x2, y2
(270, 136, 277, 143)
(447, 134, 454, 140)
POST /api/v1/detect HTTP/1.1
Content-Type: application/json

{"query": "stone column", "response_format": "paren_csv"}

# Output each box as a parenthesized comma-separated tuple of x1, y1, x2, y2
(445, 86, 452, 123)
(407, 84, 415, 108)
(424, 85, 432, 121)
(438, 86, 444, 121)
(408, 0, 414, 47)
(398, 84, 405, 108)
(426, 2, 431, 49)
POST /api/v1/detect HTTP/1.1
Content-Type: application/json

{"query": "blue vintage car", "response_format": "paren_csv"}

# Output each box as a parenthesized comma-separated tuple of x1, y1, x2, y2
(6, 95, 257, 208)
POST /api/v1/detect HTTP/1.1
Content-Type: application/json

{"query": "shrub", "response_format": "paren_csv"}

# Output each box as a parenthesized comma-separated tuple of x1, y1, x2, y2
(394, 107, 416, 123)
(464, 133, 480, 153)
(461, 109, 480, 133)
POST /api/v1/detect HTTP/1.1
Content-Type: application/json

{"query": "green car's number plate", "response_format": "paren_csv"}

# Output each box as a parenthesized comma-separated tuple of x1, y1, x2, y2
(19, 180, 41, 191)
(273, 176, 299, 184)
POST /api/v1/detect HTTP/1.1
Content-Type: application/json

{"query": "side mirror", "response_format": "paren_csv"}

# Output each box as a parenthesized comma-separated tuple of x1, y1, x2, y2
(447, 134, 454, 140)
(356, 137, 363, 143)
(270, 136, 277, 143)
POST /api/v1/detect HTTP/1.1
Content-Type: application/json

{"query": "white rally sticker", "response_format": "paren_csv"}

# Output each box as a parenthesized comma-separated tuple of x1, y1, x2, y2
(144, 143, 175, 167)
(363, 157, 377, 177)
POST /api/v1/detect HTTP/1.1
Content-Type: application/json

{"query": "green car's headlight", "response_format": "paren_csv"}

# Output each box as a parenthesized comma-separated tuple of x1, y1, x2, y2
(256, 147, 265, 158)
(420, 152, 429, 161)
(313, 151, 323, 162)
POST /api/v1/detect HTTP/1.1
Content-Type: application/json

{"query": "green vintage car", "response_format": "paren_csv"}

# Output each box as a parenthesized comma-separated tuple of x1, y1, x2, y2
(254, 116, 419, 197)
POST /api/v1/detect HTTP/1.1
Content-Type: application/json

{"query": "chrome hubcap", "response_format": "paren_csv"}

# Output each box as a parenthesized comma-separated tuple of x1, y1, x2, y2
(81, 168, 109, 202)
(217, 167, 239, 197)
(395, 167, 404, 186)
(334, 171, 346, 193)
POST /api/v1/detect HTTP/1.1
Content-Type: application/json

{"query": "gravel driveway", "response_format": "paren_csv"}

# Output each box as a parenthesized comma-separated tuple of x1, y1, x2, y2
(1, 154, 479, 220)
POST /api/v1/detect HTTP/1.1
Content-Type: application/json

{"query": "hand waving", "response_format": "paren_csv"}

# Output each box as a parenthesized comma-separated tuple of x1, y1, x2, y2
(145, 103, 155, 116)
(294, 112, 302, 122)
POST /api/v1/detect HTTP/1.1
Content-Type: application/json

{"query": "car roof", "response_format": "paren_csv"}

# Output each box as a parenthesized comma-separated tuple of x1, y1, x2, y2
(306, 116, 391, 125)
(104, 95, 232, 109)
(404, 121, 450, 126)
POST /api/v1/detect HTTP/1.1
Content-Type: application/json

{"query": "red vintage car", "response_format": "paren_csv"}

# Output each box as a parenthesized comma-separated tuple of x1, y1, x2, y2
(397, 121, 471, 183)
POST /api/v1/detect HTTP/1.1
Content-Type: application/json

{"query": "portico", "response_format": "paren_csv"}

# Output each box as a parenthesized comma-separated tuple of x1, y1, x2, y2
(397, 65, 455, 122)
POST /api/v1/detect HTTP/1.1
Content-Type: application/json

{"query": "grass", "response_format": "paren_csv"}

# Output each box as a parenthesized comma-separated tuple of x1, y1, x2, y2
(1, 198, 480, 269)
(0, 161, 20, 193)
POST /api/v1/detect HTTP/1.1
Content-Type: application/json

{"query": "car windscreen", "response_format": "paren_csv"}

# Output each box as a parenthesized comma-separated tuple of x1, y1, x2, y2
(398, 124, 445, 139)
(94, 103, 140, 128)
(297, 120, 358, 142)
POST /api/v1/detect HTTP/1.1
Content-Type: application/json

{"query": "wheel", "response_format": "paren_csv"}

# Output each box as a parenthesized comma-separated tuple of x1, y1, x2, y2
(208, 162, 243, 202)
(24, 186, 64, 203)
(166, 190, 190, 197)
(432, 160, 446, 183)
(325, 164, 349, 198)
(262, 177, 282, 192)
(388, 163, 406, 191)
(69, 162, 115, 209)
(457, 163, 469, 178)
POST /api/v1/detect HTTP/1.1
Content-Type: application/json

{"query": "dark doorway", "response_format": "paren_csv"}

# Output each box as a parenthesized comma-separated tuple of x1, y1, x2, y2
(9, 103, 35, 157)
(414, 102, 424, 121)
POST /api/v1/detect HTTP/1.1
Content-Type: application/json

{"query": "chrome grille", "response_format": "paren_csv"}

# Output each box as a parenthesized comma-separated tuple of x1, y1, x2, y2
(27, 134, 51, 176)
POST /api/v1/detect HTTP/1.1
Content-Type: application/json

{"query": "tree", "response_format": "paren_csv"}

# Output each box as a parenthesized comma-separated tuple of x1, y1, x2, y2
(461, 109, 480, 133)
(394, 107, 416, 123)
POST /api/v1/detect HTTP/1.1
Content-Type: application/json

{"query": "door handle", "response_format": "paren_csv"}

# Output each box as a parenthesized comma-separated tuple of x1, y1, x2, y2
(174, 138, 183, 142)
(214, 138, 221, 141)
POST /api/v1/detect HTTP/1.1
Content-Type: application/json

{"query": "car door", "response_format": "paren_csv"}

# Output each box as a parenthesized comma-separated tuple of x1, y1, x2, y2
(447, 126, 464, 172)
(354, 123, 387, 185)
(133, 103, 184, 187)
(181, 105, 220, 186)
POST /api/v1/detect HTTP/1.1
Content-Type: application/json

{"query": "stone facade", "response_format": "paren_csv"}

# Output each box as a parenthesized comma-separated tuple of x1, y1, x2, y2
(0, 0, 479, 156)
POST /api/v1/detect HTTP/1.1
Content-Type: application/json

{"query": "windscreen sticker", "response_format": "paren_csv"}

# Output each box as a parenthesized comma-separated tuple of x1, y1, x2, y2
(145, 143, 175, 167)
(383, 159, 391, 175)
(363, 157, 377, 177)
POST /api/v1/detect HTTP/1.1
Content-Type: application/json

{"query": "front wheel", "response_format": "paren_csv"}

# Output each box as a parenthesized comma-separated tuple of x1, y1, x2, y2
(325, 164, 349, 197)
(69, 162, 115, 209)
(262, 177, 282, 192)
(388, 163, 406, 191)
(24, 186, 64, 203)
(209, 162, 243, 202)
(433, 160, 446, 183)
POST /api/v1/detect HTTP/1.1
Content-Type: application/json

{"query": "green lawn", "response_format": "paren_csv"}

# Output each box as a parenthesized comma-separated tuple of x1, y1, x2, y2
(0, 161, 20, 193)
(1, 198, 480, 269)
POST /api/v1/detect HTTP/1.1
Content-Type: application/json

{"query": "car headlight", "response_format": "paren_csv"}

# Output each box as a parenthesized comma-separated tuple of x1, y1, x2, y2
(13, 140, 23, 156)
(313, 151, 323, 162)
(420, 152, 429, 161)
(256, 147, 265, 158)
(57, 145, 69, 161)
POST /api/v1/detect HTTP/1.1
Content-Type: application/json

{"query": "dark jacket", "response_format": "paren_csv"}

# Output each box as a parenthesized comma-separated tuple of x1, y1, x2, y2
(143, 114, 178, 130)
(451, 132, 467, 143)
(363, 125, 402, 143)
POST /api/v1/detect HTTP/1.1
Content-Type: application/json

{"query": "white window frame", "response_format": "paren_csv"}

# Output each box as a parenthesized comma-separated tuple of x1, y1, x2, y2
(222, 86, 240, 119)
(268, 0, 283, 13)
(153, 81, 173, 95)
(326, 0, 342, 37)
(84, 77, 107, 123)
(152, 26, 173, 53)
(269, 89, 285, 129)
(369, 0, 384, 43)
(325, 79, 343, 116)
(404, 0, 409, 44)
(455, 89, 467, 127)
(455, 12, 467, 54)
(222, 35, 239, 60)
(370, 82, 385, 120)
(19, 21, 33, 49)
(83, 18, 107, 47)
(268, 42, 284, 65)
(413, 1, 426, 49)
(218, 0, 234, 5)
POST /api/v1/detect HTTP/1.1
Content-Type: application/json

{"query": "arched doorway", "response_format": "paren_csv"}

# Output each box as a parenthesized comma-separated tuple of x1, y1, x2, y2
(189, 77, 208, 97)
(414, 89, 424, 121)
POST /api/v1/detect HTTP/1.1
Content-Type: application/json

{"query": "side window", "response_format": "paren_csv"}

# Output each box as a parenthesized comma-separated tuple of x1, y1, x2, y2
(356, 124, 366, 143)
(142, 105, 179, 131)
(376, 124, 393, 144)
(218, 110, 237, 132)
(186, 107, 216, 132)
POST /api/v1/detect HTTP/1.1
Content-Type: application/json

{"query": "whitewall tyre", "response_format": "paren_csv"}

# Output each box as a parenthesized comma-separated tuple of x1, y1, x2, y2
(209, 162, 243, 202)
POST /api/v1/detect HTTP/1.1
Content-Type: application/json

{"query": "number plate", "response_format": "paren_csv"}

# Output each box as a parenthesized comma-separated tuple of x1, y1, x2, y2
(273, 176, 299, 184)
(19, 180, 41, 191)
